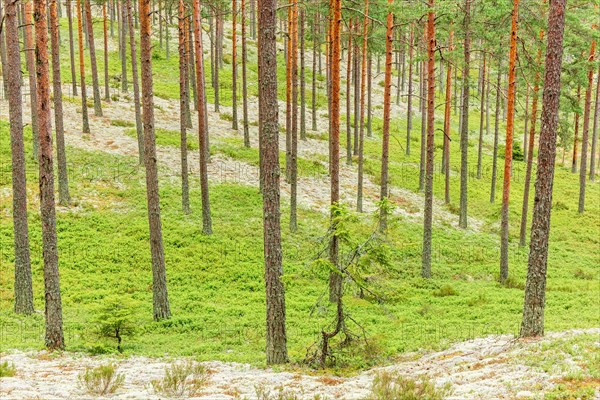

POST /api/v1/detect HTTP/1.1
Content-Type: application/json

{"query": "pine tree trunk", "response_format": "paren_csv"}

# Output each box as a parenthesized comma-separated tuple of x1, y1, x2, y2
(232, 0, 238, 130)
(193, 0, 213, 234)
(406, 27, 414, 155)
(419, 58, 426, 192)
(590, 65, 600, 181)
(329, 0, 343, 303)
(5, 0, 34, 316)
(178, 0, 190, 214)
(258, 0, 288, 364)
(491, 63, 502, 203)
(289, 0, 298, 232)
(379, 2, 393, 232)
(85, 0, 103, 116)
(311, 17, 318, 132)
(476, 54, 486, 179)
(24, 1, 39, 158)
(49, 0, 70, 206)
(523, 88, 529, 161)
(421, 0, 435, 279)
(367, 54, 373, 138)
(299, 9, 306, 141)
(353, 23, 360, 156)
(76, 0, 90, 132)
(66, 0, 78, 96)
(357, 0, 369, 213)
(285, 6, 292, 181)
(103, 3, 110, 100)
(521, 0, 567, 338)
(345, 21, 352, 166)
(120, 0, 128, 91)
(187, 20, 198, 111)
(500, 0, 520, 283)
(127, 0, 143, 163)
(443, 29, 453, 204)
(571, 86, 581, 173)
(35, 0, 65, 350)
(140, 0, 171, 320)
(459, 0, 471, 228)
(519, 35, 543, 247)
(241, 0, 250, 146)
(578, 41, 596, 213)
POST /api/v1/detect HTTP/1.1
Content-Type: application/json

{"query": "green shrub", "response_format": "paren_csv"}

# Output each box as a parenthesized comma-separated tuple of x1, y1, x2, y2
(220, 112, 234, 122)
(111, 119, 134, 128)
(500, 275, 525, 290)
(151, 361, 210, 397)
(93, 296, 138, 353)
(366, 372, 453, 400)
(0, 361, 16, 377)
(432, 284, 458, 297)
(78, 363, 125, 395)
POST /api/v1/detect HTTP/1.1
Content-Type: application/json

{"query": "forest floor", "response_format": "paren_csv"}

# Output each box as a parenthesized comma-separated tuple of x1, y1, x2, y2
(1, 328, 599, 399)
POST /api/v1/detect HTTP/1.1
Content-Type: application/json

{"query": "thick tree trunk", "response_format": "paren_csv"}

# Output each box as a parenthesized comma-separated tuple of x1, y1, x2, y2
(5, 0, 34, 315)
(258, 0, 288, 364)
(443, 29, 453, 204)
(421, 1, 435, 279)
(241, 0, 250, 146)
(521, 0, 566, 338)
(329, 0, 343, 303)
(140, 0, 171, 321)
(127, 0, 143, 163)
(519, 35, 543, 247)
(357, 0, 369, 213)
(35, 0, 65, 350)
(379, 2, 393, 232)
(459, 0, 471, 228)
(232, 0, 238, 130)
(578, 41, 596, 213)
(50, 0, 70, 206)
(500, 0, 520, 283)
(84, 0, 103, 116)
(590, 66, 600, 181)
(24, 1, 39, 158)
(66, 0, 77, 96)
(76, 0, 90, 132)
(178, 0, 190, 214)
(193, 0, 213, 234)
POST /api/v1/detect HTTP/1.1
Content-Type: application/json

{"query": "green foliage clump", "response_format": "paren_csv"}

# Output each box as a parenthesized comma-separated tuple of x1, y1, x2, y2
(366, 372, 453, 400)
(151, 361, 210, 397)
(0, 361, 16, 377)
(432, 284, 458, 297)
(110, 119, 135, 128)
(78, 363, 125, 395)
(93, 296, 138, 353)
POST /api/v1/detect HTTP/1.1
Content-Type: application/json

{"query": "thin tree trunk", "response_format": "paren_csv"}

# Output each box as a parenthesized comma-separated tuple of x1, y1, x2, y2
(311, 17, 318, 132)
(120, 0, 128, 91)
(491, 63, 502, 203)
(571, 87, 581, 172)
(299, 9, 306, 141)
(258, 0, 288, 364)
(357, 0, 369, 213)
(50, 0, 70, 206)
(578, 40, 596, 213)
(66, 0, 77, 96)
(406, 27, 413, 155)
(419, 58, 426, 192)
(24, 1, 39, 158)
(329, 0, 343, 303)
(127, 0, 143, 163)
(35, 0, 65, 350)
(443, 29, 453, 204)
(211, 12, 218, 111)
(232, 0, 238, 130)
(379, 2, 393, 232)
(521, 0, 567, 338)
(367, 54, 373, 138)
(178, 0, 190, 214)
(188, 20, 198, 111)
(140, 0, 171, 320)
(5, 0, 34, 315)
(523, 87, 529, 161)
(476, 54, 486, 179)
(459, 0, 471, 228)
(519, 32, 543, 247)
(285, 5, 292, 180)
(290, 0, 298, 232)
(345, 20, 352, 166)
(103, 3, 110, 100)
(85, 0, 103, 116)
(193, 0, 213, 234)
(499, 0, 520, 283)
(421, 1, 435, 279)
(590, 65, 600, 181)
(76, 0, 90, 132)
(353, 22, 359, 156)
(241, 0, 250, 147)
